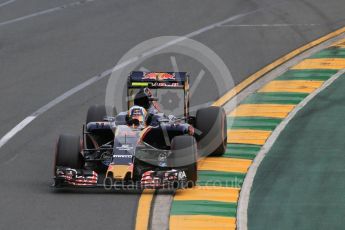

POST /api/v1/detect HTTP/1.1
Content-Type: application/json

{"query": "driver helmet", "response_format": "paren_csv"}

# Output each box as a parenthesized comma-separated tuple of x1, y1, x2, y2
(128, 106, 147, 128)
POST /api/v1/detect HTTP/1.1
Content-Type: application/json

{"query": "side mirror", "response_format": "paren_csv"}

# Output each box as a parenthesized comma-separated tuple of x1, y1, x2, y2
(149, 97, 158, 102)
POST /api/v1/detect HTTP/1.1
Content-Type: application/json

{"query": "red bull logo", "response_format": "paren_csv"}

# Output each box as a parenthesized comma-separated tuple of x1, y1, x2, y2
(142, 72, 157, 80)
(158, 73, 176, 80)
(143, 72, 176, 80)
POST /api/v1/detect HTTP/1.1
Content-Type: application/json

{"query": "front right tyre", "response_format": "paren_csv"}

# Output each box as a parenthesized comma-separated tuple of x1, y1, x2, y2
(55, 134, 83, 171)
(195, 106, 227, 157)
(169, 135, 198, 187)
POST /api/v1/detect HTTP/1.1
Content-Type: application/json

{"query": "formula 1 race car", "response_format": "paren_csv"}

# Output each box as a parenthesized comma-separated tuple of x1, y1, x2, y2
(53, 71, 227, 190)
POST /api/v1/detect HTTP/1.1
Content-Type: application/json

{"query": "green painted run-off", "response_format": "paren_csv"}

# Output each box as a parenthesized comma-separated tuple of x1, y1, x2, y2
(197, 170, 245, 188)
(170, 200, 237, 217)
(224, 144, 261, 159)
(276, 69, 337, 81)
(228, 116, 283, 130)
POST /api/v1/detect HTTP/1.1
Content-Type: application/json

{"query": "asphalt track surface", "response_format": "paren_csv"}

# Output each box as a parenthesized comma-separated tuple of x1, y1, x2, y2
(1, 0, 345, 229)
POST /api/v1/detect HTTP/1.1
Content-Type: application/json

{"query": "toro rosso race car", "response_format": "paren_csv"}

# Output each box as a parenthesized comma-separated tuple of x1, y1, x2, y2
(53, 71, 227, 190)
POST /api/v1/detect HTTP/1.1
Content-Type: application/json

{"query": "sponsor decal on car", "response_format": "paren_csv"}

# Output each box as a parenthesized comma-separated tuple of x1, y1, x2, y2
(117, 130, 137, 137)
(113, 154, 133, 158)
(151, 82, 181, 87)
(116, 144, 134, 151)
(143, 72, 176, 80)
(178, 171, 187, 180)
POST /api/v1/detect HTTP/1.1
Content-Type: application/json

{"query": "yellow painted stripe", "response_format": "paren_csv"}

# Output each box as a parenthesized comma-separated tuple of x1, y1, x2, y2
(333, 44, 345, 48)
(174, 186, 240, 203)
(170, 215, 236, 230)
(198, 157, 252, 173)
(292, 58, 345, 70)
(229, 104, 295, 119)
(135, 190, 154, 230)
(329, 38, 345, 48)
(258, 80, 324, 93)
(212, 26, 345, 106)
(227, 129, 272, 145)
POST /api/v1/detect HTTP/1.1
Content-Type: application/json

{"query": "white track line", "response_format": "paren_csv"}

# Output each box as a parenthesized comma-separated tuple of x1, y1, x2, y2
(0, 0, 97, 27)
(0, 0, 15, 8)
(237, 68, 345, 230)
(0, 7, 268, 149)
(0, 116, 35, 148)
(220, 23, 320, 27)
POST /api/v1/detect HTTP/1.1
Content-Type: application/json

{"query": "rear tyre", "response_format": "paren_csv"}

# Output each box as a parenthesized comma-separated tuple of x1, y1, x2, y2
(55, 134, 83, 170)
(195, 106, 227, 157)
(86, 105, 108, 124)
(170, 136, 198, 187)
(85, 105, 115, 148)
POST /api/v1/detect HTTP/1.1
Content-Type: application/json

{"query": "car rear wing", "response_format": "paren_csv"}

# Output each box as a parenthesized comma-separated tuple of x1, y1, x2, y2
(127, 71, 190, 117)
(128, 71, 189, 89)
